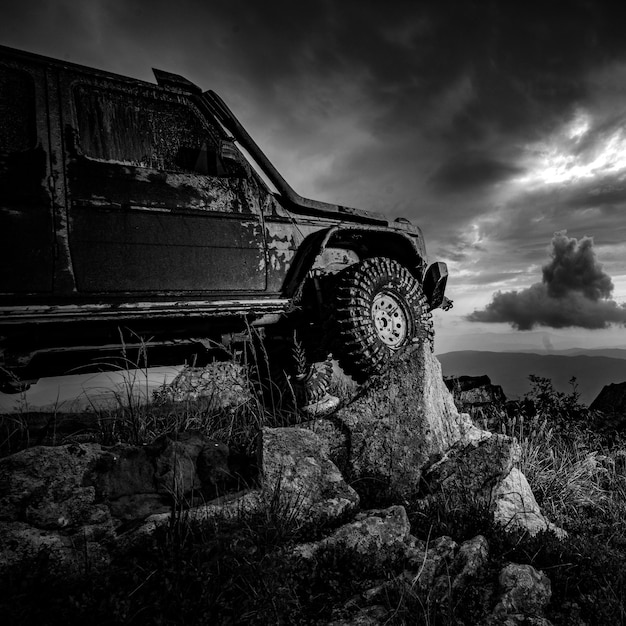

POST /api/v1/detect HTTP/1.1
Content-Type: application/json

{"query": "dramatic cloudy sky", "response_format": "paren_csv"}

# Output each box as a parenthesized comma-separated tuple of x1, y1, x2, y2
(4, 0, 626, 352)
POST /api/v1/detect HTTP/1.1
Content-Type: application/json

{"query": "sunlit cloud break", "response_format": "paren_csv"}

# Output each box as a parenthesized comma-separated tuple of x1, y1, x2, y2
(516, 108, 626, 186)
(467, 231, 626, 330)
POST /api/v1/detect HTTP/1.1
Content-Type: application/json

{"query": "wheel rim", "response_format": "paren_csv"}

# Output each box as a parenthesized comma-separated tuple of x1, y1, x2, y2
(371, 290, 409, 348)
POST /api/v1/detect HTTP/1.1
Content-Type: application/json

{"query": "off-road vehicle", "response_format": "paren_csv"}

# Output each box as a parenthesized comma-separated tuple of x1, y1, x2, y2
(0, 44, 451, 392)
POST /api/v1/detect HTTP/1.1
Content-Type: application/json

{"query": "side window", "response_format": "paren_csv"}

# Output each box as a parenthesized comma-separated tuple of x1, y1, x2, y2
(0, 66, 36, 153)
(74, 85, 226, 175)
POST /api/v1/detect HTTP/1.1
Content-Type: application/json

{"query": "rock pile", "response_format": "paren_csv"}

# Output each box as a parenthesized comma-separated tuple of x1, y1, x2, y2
(0, 342, 564, 624)
(0, 432, 235, 576)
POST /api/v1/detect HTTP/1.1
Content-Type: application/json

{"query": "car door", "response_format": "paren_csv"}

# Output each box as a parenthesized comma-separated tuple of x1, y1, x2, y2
(58, 71, 267, 295)
(0, 57, 54, 295)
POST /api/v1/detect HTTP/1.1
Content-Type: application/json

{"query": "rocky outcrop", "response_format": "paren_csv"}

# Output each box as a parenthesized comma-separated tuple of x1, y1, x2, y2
(303, 343, 561, 538)
(0, 443, 109, 529)
(590, 381, 626, 414)
(308, 342, 483, 501)
(0, 339, 565, 624)
(421, 432, 519, 503)
(292, 507, 552, 626)
(293, 505, 411, 574)
(125, 426, 358, 546)
(0, 433, 238, 576)
(419, 433, 565, 538)
(445, 374, 507, 408)
(0, 423, 360, 575)
(260, 426, 359, 526)
(0, 443, 115, 576)
(493, 468, 566, 538)
(292, 505, 491, 616)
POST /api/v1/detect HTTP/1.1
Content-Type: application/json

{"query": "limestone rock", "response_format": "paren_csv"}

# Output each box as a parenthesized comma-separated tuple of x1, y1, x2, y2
(0, 443, 108, 529)
(415, 433, 518, 528)
(450, 534, 490, 594)
(493, 468, 566, 538)
(302, 417, 351, 473)
(293, 505, 410, 574)
(491, 563, 552, 621)
(358, 532, 491, 618)
(153, 361, 251, 408)
(119, 490, 264, 550)
(261, 426, 359, 525)
(405, 534, 489, 607)
(422, 433, 519, 504)
(308, 343, 483, 501)
(0, 433, 245, 582)
(98, 433, 233, 504)
(417, 433, 565, 538)
(590, 380, 626, 413)
(445, 375, 507, 408)
(404, 534, 459, 591)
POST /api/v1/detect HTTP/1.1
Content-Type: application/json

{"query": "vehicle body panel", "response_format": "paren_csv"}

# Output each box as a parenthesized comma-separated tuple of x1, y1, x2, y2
(0, 44, 448, 384)
(0, 57, 54, 294)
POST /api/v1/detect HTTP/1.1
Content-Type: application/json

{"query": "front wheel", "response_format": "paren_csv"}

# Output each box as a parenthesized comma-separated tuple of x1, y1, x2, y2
(333, 257, 433, 381)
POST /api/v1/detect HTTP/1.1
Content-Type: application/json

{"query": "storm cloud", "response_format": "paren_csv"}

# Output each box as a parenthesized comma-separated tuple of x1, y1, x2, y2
(428, 152, 524, 194)
(3, 1, 626, 344)
(467, 232, 626, 329)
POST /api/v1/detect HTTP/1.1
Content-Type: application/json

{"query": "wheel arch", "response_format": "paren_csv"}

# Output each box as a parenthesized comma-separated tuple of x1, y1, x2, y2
(283, 225, 428, 302)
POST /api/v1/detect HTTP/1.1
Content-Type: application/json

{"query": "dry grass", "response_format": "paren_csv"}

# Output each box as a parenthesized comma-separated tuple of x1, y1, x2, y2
(3, 354, 626, 624)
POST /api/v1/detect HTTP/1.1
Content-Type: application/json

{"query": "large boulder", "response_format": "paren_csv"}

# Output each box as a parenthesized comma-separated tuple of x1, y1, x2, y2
(352, 532, 490, 616)
(0, 443, 116, 577)
(94, 444, 156, 499)
(445, 375, 507, 408)
(0, 433, 239, 578)
(293, 505, 411, 574)
(493, 468, 566, 538)
(0, 443, 110, 530)
(421, 432, 519, 503)
(122, 426, 361, 548)
(418, 434, 565, 538)
(308, 343, 483, 501)
(260, 426, 359, 526)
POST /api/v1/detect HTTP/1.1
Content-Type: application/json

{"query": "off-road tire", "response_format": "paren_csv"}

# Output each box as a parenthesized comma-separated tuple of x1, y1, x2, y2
(333, 256, 433, 382)
(250, 326, 333, 414)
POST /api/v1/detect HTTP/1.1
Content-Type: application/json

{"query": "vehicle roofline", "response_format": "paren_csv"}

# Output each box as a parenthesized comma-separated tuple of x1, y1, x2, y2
(0, 43, 192, 93)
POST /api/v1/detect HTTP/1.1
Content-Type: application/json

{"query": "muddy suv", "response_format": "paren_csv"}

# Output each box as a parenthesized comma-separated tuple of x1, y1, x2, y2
(0, 45, 451, 391)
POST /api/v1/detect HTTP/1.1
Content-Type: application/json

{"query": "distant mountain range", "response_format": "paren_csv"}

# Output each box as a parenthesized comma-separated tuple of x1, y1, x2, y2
(437, 350, 626, 405)
(432, 330, 626, 355)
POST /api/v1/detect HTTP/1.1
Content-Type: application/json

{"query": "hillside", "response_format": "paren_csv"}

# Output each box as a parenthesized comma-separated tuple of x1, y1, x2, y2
(437, 351, 626, 405)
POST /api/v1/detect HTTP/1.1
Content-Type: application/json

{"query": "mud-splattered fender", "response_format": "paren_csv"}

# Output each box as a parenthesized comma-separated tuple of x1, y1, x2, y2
(280, 225, 429, 301)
